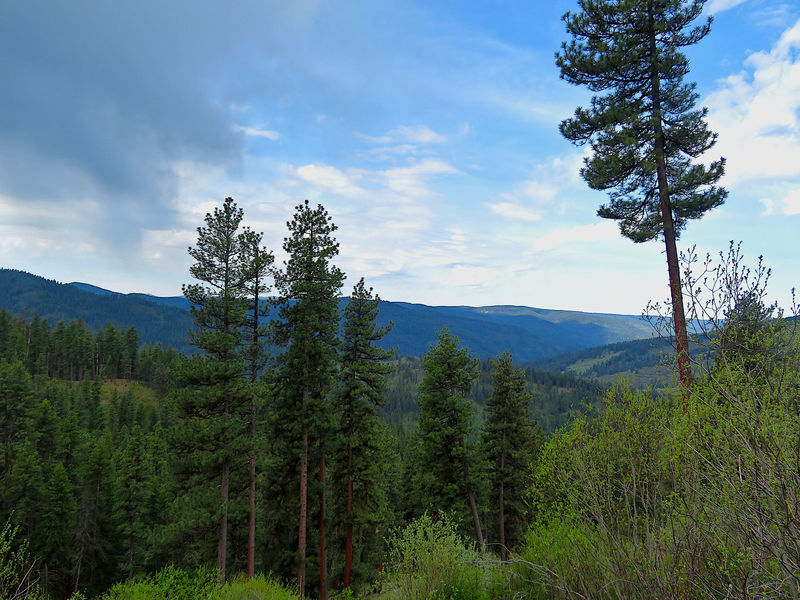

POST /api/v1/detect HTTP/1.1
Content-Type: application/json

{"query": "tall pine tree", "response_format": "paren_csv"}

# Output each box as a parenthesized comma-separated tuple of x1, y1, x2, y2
(238, 227, 274, 579)
(332, 279, 394, 591)
(272, 200, 344, 598)
(177, 197, 250, 583)
(556, 0, 726, 391)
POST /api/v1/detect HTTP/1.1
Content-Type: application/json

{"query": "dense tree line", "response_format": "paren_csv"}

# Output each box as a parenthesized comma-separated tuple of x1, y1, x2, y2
(0, 198, 552, 599)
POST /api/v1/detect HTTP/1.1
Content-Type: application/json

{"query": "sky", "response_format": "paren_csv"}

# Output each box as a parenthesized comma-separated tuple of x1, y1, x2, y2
(1, 0, 799, 315)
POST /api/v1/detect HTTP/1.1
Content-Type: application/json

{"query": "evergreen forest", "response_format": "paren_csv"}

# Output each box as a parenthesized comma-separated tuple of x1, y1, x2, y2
(3, 1, 800, 599)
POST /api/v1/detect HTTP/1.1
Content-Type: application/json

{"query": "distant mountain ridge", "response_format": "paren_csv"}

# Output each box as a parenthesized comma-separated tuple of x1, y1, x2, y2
(1, 269, 652, 360)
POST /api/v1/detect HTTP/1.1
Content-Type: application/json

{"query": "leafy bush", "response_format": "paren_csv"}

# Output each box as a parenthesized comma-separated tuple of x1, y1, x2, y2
(99, 567, 297, 600)
(99, 565, 216, 600)
(382, 513, 491, 600)
(206, 574, 297, 600)
(0, 519, 47, 600)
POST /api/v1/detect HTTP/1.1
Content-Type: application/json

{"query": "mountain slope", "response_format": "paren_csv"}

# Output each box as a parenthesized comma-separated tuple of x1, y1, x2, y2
(0, 269, 653, 360)
(0, 269, 194, 352)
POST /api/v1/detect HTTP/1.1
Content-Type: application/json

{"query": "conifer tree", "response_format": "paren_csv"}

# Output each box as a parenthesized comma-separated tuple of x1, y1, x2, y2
(0, 361, 34, 490)
(481, 351, 540, 560)
(415, 328, 483, 547)
(238, 227, 274, 579)
(556, 0, 726, 391)
(333, 279, 394, 591)
(272, 200, 344, 598)
(177, 197, 250, 583)
(72, 431, 120, 595)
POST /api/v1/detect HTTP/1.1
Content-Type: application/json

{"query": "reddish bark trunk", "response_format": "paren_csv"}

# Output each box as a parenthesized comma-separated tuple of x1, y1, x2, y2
(319, 453, 327, 600)
(298, 421, 308, 598)
(344, 445, 354, 590)
(248, 400, 256, 579)
(218, 457, 229, 585)
(649, 1, 691, 402)
(499, 445, 507, 561)
(247, 287, 260, 579)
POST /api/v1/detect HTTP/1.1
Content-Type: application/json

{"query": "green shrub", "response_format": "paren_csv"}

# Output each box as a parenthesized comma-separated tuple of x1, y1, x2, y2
(382, 513, 490, 600)
(207, 574, 297, 600)
(100, 565, 216, 600)
(0, 518, 48, 600)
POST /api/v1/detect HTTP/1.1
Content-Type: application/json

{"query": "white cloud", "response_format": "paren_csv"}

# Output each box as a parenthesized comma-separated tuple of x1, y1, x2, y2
(234, 125, 280, 140)
(141, 229, 196, 260)
(705, 18, 800, 185)
(518, 180, 559, 203)
(356, 124, 447, 146)
(391, 125, 447, 144)
(488, 202, 543, 222)
(295, 163, 366, 198)
(780, 188, 800, 214)
(706, 0, 749, 14)
(534, 221, 619, 253)
(382, 159, 460, 197)
(446, 264, 496, 288)
(354, 132, 393, 144)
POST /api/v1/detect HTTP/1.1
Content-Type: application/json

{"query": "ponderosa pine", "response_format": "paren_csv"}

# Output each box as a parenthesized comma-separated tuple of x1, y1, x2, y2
(178, 197, 250, 583)
(334, 278, 394, 591)
(239, 227, 274, 579)
(273, 200, 344, 599)
(556, 0, 726, 392)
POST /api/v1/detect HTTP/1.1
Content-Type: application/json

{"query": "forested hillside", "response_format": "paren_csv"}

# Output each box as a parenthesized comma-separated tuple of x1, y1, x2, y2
(0, 269, 652, 363)
(0, 293, 587, 598)
(0, 270, 194, 354)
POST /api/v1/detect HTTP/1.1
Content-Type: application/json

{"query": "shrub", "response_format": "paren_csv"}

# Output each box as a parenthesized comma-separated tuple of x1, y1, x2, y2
(382, 513, 490, 600)
(100, 565, 216, 600)
(207, 574, 297, 600)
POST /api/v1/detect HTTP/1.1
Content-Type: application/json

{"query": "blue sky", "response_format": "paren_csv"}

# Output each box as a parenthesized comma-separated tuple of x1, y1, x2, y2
(1, 0, 798, 314)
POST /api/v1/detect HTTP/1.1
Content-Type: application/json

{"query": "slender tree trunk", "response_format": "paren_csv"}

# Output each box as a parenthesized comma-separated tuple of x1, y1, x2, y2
(248, 399, 256, 579)
(319, 452, 327, 600)
(247, 287, 260, 580)
(649, 3, 691, 400)
(298, 420, 308, 598)
(499, 445, 506, 561)
(344, 445, 354, 590)
(461, 441, 484, 549)
(218, 457, 229, 585)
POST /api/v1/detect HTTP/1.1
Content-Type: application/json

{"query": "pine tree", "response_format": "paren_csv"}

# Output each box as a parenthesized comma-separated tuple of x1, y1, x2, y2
(272, 200, 344, 598)
(481, 352, 540, 560)
(415, 328, 483, 547)
(238, 227, 274, 579)
(72, 431, 120, 595)
(38, 462, 77, 597)
(177, 197, 250, 583)
(0, 361, 34, 491)
(556, 0, 726, 391)
(333, 279, 394, 591)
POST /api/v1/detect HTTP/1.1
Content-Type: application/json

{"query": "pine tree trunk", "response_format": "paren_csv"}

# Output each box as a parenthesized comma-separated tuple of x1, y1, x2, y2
(499, 445, 506, 561)
(319, 453, 327, 600)
(248, 286, 259, 580)
(248, 398, 256, 579)
(461, 441, 484, 549)
(344, 445, 354, 590)
(649, 2, 691, 399)
(218, 457, 229, 584)
(298, 421, 308, 598)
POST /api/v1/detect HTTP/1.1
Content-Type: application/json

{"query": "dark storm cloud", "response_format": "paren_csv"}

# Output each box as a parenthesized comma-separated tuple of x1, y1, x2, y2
(0, 1, 247, 207)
